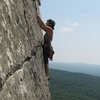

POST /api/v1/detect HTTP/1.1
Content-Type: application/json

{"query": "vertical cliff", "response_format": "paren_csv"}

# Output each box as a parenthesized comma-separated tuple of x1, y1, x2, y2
(0, 0, 51, 100)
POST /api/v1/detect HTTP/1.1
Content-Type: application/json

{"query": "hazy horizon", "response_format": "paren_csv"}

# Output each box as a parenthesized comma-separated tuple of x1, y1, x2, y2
(50, 62, 100, 76)
(52, 61, 100, 66)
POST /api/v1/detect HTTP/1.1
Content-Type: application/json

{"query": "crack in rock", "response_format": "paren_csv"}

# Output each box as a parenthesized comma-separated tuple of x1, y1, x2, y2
(0, 44, 42, 92)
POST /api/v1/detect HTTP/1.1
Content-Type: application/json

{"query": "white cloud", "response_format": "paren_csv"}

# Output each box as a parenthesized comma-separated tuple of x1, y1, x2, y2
(71, 22, 80, 27)
(59, 22, 80, 33)
(81, 14, 89, 17)
(66, 22, 80, 27)
(60, 27, 73, 33)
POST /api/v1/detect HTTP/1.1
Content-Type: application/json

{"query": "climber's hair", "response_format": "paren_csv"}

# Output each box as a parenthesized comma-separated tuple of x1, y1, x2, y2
(47, 19, 55, 30)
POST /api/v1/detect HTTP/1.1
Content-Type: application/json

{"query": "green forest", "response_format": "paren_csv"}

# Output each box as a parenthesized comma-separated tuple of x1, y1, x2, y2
(49, 69, 100, 100)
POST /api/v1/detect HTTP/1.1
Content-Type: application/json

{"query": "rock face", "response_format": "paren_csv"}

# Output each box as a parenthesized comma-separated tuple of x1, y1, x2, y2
(0, 0, 51, 100)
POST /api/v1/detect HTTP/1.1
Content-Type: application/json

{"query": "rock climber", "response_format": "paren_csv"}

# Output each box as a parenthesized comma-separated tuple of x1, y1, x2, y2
(36, 14, 55, 80)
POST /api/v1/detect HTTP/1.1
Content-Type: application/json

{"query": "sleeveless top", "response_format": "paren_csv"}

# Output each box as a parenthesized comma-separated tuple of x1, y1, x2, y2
(43, 32, 53, 48)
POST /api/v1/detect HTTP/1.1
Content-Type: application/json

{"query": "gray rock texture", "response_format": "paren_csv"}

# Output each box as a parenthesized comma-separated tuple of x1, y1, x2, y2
(0, 0, 51, 100)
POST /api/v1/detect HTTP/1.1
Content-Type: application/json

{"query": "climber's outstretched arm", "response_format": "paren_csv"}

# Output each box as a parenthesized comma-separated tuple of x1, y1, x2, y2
(36, 15, 53, 35)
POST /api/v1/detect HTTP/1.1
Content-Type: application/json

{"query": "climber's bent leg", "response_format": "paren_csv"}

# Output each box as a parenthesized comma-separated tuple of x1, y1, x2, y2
(44, 64, 50, 80)
(43, 46, 50, 80)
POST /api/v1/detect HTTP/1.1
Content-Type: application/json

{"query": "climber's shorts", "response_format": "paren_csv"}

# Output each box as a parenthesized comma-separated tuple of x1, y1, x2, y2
(43, 46, 49, 64)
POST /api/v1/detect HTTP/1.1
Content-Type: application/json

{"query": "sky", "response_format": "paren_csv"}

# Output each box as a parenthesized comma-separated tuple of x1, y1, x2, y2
(40, 0, 100, 65)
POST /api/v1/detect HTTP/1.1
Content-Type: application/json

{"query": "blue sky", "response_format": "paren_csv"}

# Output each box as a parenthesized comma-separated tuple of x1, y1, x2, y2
(40, 0, 100, 65)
